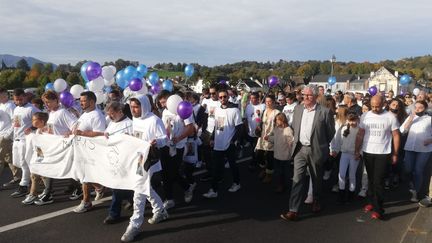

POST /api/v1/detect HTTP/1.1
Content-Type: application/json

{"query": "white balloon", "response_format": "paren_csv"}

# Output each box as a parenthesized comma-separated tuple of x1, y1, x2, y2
(109, 65, 117, 75)
(166, 94, 182, 115)
(95, 91, 106, 105)
(91, 76, 105, 91)
(54, 78, 67, 93)
(413, 88, 420, 96)
(104, 78, 115, 86)
(123, 87, 133, 99)
(70, 84, 84, 99)
(102, 66, 116, 80)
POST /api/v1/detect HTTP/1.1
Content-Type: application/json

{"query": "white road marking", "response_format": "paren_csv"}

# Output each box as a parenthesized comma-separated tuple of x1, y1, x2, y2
(0, 156, 252, 233)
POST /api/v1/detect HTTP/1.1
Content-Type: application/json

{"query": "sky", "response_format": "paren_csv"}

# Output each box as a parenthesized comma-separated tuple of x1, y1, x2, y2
(1, 0, 431, 66)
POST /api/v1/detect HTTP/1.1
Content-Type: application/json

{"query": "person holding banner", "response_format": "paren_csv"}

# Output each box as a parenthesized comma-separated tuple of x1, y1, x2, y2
(72, 91, 106, 213)
(10, 88, 40, 198)
(102, 101, 134, 224)
(121, 95, 168, 243)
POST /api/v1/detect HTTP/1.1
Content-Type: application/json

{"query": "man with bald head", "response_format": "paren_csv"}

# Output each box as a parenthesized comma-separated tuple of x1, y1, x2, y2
(354, 95, 400, 220)
(280, 85, 335, 221)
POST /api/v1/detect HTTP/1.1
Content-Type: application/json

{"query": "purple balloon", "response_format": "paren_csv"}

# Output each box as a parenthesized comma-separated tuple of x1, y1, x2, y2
(59, 91, 74, 108)
(86, 62, 102, 81)
(129, 78, 143, 91)
(150, 83, 161, 94)
(177, 101, 193, 119)
(368, 86, 378, 96)
(219, 80, 226, 85)
(268, 76, 279, 88)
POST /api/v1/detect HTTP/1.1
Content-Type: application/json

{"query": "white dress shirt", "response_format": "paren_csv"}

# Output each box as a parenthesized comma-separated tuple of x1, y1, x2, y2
(299, 104, 316, 146)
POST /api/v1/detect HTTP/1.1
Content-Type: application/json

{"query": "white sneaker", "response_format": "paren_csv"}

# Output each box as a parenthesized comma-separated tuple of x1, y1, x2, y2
(419, 196, 432, 207)
(184, 189, 193, 203)
(195, 161, 203, 168)
(203, 189, 218, 198)
(323, 170, 332, 180)
(73, 201, 93, 213)
(225, 162, 230, 168)
(148, 210, 169, 224)
(358, 188, 367, 198)
(410, 189, 418, 202)
(121, 225, 140, 242)
(331, 184, 339, 193)
(22, 194, 38, 205)
(94, 190, 104, 201)
(304, 194, 313, 204)
(228, 183, 241, 193)
(163, 200, 175, 210)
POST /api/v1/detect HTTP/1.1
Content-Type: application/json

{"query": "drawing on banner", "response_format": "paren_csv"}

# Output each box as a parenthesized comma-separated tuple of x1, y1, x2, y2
(35, 146, 44, 163)
(136, 152, 145, 176)
(133, 131, 142, 139)
(217, 116, 225, 131)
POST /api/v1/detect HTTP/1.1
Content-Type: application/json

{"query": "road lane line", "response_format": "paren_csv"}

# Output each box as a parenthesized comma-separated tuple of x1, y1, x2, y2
(0, 156, 251, 233)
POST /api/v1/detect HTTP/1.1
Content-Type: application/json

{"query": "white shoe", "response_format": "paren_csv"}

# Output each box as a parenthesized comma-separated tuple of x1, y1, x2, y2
(148, 210, 169, 224)
(331, 184, 339, 193)
(94, 190, 104, 201)
(228, 183, 241, 193)
(410, 189, 418, 202)
(225, 162, 230, 168)
(184, 187, 194, 203)
(358, 188, 367, 198)
(163, 200, 175, 210)
(323, 170, 332, 180)
(419, 196, 432, 207)
(121, 225, 140, 242)
(203, 189, 218, 198)
(195, 161, 203, 168)
(73, 201, 92, 213)
(22, 194, 37, 205)
(304, 194, 313, 204)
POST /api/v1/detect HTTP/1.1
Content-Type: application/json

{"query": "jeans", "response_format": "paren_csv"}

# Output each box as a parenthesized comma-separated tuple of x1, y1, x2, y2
(338, 153, 360, 191)
(211, 144, 240, 192)
(109, 189, 134, 219)
(363, 152, 391, 215)
(404, 150, 432, 193)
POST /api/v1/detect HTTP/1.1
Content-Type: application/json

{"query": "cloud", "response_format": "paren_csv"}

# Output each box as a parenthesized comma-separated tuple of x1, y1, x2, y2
(1, 0, 431, 65)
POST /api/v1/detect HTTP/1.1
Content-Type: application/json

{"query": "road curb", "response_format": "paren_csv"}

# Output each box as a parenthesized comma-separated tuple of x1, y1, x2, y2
(400, 206, 432, 243)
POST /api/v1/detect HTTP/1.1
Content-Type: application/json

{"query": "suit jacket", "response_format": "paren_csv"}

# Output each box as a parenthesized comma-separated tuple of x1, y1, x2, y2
(291, 103, 336, 163)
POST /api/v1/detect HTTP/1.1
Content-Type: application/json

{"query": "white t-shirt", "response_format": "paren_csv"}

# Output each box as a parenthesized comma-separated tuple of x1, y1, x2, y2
(0, 109, 12, 139)
(213, 106, 242, 151)
(0, 100, 16, 119)
(13, 103, 40, 140)
(47, 108, 78, 135)
(201, 98, 220, 133)
(282, 102, 297, 126)
(162, 109, 195, 149)
(106, 117, 133, 135)
(77, 109, 106, 133)
(359, 110, 399, 154)
(245, 103, 265, 137)
(400, 115, 432, 153)
(132, 114, 167, 148)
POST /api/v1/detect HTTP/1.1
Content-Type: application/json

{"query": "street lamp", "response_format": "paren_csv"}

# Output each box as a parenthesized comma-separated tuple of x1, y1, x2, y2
(330, 54, 336, 76)
(329, 54, 336, 92)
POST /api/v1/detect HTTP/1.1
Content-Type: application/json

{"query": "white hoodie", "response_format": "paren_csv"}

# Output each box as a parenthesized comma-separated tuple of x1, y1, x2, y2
(131, 95, 167, 149)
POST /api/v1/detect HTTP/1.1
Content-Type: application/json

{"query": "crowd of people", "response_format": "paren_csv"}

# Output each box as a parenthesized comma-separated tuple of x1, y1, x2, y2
(1, 83, 432, 242)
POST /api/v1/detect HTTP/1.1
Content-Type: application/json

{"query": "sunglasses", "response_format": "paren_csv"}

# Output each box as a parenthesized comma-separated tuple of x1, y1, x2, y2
(219, 96, 227, 99)
(210, 92, 216, 95)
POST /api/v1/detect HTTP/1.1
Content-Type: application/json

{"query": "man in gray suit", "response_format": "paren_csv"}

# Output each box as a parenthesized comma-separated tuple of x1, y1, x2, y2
(280, 85, 335, 221)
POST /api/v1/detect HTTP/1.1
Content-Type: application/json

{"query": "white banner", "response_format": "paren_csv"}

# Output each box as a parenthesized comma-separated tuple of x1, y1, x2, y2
(26, 133, 161, 195)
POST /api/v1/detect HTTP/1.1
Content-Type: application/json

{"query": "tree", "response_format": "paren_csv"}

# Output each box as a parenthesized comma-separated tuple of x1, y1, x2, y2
(16, 59, 30, 71)
(44, 63, 54, 74)
(296, 63, 314, 77)
(66, 72, 82, 86)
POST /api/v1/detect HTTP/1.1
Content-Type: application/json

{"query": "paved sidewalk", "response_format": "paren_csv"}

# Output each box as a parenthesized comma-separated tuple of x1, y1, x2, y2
(401, 206, 432, 243)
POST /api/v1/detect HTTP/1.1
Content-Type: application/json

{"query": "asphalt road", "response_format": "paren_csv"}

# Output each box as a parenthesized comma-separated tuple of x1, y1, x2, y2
(0, 157, 419, 243)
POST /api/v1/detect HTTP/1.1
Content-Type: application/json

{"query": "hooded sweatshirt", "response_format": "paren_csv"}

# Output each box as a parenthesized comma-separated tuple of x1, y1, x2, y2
(131, 95, 167, 149)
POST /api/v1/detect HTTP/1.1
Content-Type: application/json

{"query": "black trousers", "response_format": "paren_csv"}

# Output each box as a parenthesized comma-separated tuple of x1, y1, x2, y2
(160, 146, 189, 200)
(363, 152, 391, 215)
(211, 144, 240, 192)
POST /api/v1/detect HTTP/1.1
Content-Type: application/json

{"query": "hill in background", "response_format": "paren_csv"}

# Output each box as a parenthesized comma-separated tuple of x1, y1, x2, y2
(0, 54, 54, 68)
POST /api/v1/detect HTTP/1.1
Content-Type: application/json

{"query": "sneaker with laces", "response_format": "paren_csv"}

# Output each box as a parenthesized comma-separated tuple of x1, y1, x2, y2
(3, 178, 20, 188)
(228, 183, 241, 192)
(95, 189, 104, 201)
(304, 194, 313, 204)
(371, 211, 382, 220)
(34, 193, 54, 206)
(184, 187, 194, 203)
(121, 225, 140, 242)
(409, 189, 418, 202)
(22, 194, 38, 205)
(323, 170, 332, 180)
(224, 162, 230, 168)
(419, 196, 432, 208)
(203, 189, 218, 198)
(331, 184, 339, 193)
(69, 188, 83, 200)
(148, 210, 169, 224)
(358, 188, 367, 198)
(363, 204, 374, 212)
(73, 201, 93, 213)
(10, 186, 28, 198)
(163, 200, 175, 210)
(195, 161, 203, 168)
